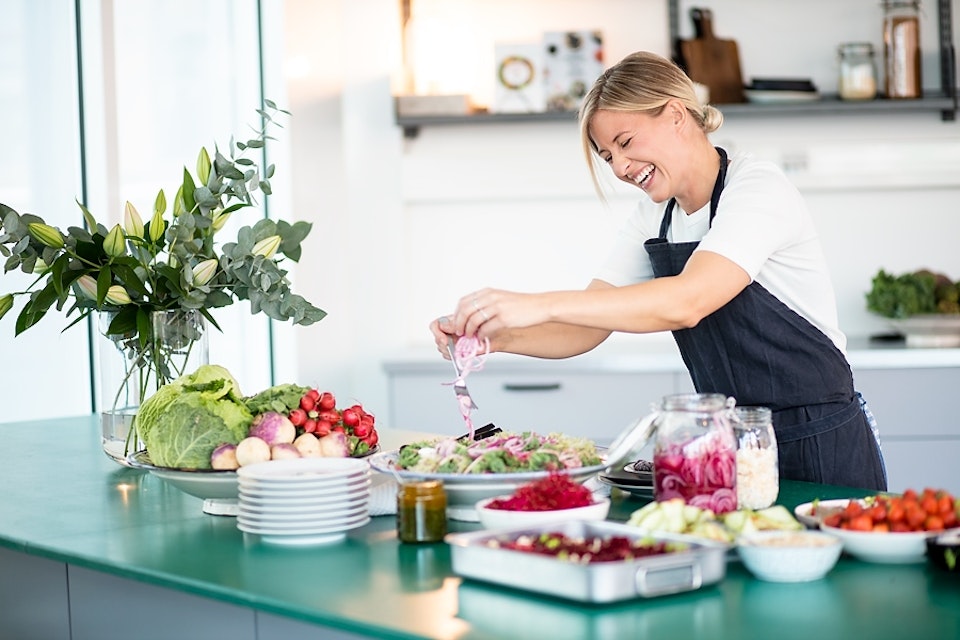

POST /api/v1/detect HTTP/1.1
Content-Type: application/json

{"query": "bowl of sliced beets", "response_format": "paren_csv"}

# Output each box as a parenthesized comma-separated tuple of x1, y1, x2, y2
(474, 472, 611, 531)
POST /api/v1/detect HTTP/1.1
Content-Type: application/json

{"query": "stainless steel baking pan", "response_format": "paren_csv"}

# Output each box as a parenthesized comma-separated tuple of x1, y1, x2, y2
(446, 520, 729, 603)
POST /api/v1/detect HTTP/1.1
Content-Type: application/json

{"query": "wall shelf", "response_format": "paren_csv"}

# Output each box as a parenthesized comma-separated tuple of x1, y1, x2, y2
(396, 0, 958, 138)
(397, 92, 958, 137)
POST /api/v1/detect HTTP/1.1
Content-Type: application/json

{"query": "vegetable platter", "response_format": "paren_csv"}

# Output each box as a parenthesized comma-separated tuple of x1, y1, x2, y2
(446, 520, 729, 603)
(368, 430, 610, 521)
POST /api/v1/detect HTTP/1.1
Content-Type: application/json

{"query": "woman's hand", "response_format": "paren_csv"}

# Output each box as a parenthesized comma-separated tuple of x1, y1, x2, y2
(452, 288, 548, 339)
(429, 315, 456, 359)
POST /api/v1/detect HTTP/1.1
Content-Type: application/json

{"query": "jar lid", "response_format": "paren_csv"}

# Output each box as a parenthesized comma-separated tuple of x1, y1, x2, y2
(603, 412, 658, 469)
(838, 42, 874, 54)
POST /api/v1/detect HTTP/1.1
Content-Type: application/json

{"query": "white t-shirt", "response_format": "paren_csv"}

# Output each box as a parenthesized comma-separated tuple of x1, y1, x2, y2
(595, 151, 847, 353)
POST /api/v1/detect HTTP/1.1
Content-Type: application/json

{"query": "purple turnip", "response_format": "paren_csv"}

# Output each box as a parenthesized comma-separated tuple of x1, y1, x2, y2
(248, 411, 296, 445)
(210, 443, 240, 470)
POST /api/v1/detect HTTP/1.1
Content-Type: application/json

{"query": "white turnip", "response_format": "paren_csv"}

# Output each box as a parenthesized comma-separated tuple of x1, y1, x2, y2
(248, 411, 296, 445)
(293, 433, 322, 457)
(318, 431, 350, 457)
(236, 436, 272, 466)
(271, 443, 301, 460)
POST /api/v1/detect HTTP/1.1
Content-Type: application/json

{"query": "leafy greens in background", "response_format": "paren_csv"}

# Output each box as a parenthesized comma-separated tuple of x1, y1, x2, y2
(866, 269, 960, 318)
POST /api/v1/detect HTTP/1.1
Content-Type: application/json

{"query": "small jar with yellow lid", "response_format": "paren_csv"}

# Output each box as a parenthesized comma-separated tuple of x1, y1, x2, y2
(397, 480, 447, 543)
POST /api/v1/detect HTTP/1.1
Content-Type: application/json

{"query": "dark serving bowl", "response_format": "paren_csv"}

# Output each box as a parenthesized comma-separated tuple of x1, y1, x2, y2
(926, 531, 960, 573)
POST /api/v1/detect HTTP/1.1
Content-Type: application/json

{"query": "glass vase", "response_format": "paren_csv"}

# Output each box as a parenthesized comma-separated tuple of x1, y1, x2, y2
(98, 308, 209, 465)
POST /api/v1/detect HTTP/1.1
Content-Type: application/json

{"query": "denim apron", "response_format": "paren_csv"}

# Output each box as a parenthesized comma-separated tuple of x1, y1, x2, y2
(643, 148, 886, 490)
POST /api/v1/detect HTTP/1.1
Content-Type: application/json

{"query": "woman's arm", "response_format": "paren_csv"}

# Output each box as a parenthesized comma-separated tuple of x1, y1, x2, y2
(433, 250, 751, 359)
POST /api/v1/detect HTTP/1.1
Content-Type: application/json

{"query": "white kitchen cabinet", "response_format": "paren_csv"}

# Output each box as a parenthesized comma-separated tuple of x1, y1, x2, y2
(853, 367, 960, 493)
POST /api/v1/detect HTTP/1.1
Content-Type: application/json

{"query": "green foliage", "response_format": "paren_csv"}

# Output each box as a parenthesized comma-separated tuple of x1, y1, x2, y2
(0, 101, 326, 341)
(244, 382, 312, 416)
(866, 269, 960, 318)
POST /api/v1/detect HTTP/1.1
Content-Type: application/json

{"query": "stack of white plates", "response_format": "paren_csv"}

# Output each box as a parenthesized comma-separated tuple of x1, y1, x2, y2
(236, 457, 372, 546)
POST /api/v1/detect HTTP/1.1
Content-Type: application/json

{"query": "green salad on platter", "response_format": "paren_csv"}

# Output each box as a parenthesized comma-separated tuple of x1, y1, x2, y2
(396, 431, 602, 474)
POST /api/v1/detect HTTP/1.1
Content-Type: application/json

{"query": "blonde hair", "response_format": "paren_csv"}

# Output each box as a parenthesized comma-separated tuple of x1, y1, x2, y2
(578, 51, 723, 196)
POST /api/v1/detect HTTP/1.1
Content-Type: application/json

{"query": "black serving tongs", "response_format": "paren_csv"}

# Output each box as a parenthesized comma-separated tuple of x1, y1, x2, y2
(457, 422, 501, 444)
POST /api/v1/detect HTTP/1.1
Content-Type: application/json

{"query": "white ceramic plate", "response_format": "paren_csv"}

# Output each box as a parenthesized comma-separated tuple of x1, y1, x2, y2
(238, 503, 368, 522)
(237, 456, 371, 482)
(238, 490, 370, 510)
(743, 89, 820, 104)
(794, 499, 851, 528)
(237, 513, 370, 535)
(820, 522, 960, 564)
(248, 531, 348, 546)
(237, 515, 369, 532)
(238, 477, 371, 499)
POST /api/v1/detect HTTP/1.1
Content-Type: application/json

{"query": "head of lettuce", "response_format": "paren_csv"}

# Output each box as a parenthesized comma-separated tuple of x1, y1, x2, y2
(135, 364, 253, 469)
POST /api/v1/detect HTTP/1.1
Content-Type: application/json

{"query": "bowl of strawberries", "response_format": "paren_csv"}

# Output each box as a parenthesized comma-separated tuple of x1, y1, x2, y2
(818, 487, 960, 564)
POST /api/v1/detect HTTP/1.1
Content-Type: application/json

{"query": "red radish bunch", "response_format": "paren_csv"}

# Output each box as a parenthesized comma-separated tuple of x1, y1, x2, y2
(286, 388, 379, 456)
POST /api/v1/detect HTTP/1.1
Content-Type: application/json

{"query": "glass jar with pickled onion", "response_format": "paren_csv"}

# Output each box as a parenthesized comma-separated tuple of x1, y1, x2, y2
(732, 406, 779, 510)
(653, 393, 738, 514)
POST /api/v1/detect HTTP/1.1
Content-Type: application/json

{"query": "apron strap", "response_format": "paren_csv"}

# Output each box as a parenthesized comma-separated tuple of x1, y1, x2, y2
(774, 398, 863, 444)
(659, 146, 729, 238)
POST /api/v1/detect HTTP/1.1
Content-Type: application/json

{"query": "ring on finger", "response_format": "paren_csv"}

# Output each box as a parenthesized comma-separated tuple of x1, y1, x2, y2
(478, 307, 490, 322)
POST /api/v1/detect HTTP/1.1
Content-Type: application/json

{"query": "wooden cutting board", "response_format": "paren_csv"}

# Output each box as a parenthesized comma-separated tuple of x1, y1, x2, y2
(679, 8, 745, 104)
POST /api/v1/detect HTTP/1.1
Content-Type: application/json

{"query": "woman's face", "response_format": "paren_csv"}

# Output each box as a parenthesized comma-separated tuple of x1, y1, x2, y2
(588, 106, 683, 204)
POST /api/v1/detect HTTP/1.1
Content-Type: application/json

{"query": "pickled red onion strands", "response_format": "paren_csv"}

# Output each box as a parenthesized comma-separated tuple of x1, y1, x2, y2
(453, 334, 489, 382)
(450, 335, 489, 440)
(653, 430, 738, 514)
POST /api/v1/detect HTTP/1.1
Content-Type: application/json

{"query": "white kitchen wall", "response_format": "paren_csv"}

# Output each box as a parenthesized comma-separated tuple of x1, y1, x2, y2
(281, 0, 960, 421)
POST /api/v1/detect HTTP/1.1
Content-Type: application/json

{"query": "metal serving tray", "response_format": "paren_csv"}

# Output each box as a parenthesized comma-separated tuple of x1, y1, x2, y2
(446, 520, 729, 604)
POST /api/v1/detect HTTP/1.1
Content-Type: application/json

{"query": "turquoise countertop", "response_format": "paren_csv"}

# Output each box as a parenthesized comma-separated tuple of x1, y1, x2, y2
(2, 416, 959, 639)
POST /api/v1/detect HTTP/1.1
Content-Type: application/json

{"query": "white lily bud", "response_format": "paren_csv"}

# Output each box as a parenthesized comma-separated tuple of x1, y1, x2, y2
(123, 201, 144, 238)
(212, 211, 231, 232)
(104, 285, 132, 305)
(192, 258, 218, 286)
(252, 235, 281, 259)
(103, 224, 126, 257)
(77, 275, 98, 300)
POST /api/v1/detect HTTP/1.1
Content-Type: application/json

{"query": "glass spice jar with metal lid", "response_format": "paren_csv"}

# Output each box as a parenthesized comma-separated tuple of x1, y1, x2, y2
(838, 42, 878, 100)
(397, 480, 448, 543)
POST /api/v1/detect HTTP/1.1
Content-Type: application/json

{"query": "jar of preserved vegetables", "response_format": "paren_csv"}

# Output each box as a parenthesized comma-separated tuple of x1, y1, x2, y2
(397, 480, 447, 543)
(652, 393, 738, 514)
(732, 406, 779, 510)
